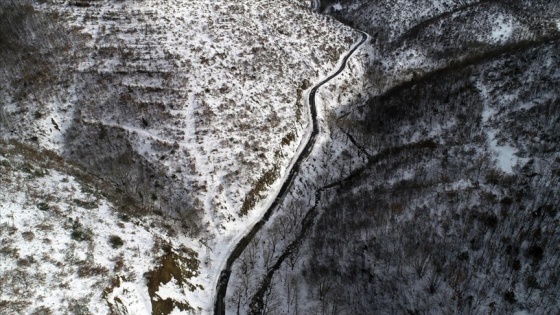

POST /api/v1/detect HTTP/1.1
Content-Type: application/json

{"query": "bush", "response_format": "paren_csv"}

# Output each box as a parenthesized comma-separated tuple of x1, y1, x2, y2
(77, 264, 109, 278)
(118, 213, 131, 222)
(69, 299, 91, 315)
(109, 235, 124, 249)
(485, 169, 503, 185)
(33, 168, 48, 177)
(73, 199, 97, 209)
(240, 164, 280, 216)
(30, 306, 53, 315)
(21, 231, 35, 241)
(37, 202, 49, 211)
(71, 220, 92, 242)
(525, 245, 544, 262)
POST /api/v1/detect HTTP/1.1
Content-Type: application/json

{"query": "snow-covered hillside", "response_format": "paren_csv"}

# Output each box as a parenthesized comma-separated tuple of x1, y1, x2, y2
(222, 31, 372, 314)
(11, 0, 356, 229)
(0, 0, 358, 313)
(0, 140, 200, 314)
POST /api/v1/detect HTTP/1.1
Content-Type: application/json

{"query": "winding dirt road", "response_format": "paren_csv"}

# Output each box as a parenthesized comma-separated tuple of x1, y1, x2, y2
(214, 31, 368, 315)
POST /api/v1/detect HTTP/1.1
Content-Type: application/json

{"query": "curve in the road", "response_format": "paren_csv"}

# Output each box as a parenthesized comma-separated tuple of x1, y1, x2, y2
(214, 31, 368, 315)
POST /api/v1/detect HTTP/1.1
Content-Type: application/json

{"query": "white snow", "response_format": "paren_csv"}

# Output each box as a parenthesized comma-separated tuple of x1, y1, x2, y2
(490, 14, 513, 43)
(0, 158, 155, 314)
(15, 0, 356, 244)
(451, 179, 473, 190)
(223, 31, 371, 313)
(107, 282, 153, 315)
(477, 81, 521, 174)
(156, 278, 189, 303)
(487, 129, 519, 174)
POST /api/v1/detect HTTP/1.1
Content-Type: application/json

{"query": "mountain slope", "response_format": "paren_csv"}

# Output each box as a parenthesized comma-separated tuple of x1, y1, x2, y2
(0, 0, 357, 313)
(227, 1, 560, 314)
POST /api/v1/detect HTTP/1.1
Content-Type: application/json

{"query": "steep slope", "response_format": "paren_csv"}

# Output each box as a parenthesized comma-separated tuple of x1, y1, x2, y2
(219, 32, 369, 315)
(323, 0, 560, 91)
(0, 140, 200, 314)
(4, 0, 559, 313)
(5, 0, 356, 229)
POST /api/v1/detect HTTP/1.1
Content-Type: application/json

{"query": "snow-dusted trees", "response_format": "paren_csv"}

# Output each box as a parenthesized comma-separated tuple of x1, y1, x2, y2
(293, 33, 560, 313)
(0, 0, 73, 127)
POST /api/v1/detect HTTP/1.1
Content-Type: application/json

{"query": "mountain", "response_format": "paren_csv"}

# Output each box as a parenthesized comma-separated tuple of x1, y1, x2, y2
(2, 0, 559, 314)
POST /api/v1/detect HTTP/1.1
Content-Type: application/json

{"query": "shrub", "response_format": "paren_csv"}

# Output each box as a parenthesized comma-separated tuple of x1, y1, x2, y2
(525, 245, 544, 262)
(240, 164, 280, 216)
(77, 264, 109, 278)
(485, 169, 503, 185)
(30, 306, 53, 315)
(479, 212, 498, 229)
(37, 202, 49, 211)
(73, 199, 97, 209)
(112, 254, 125, 272)
(69, 299, 92, 315)
(33, 168, 47, 177)
(118, 213, 131, 222)
(500, 196, 514, 205)
(504, 290, 516, 304)
(21, 163, 34, 173)
(21, 231, 35, 241)
(109, 235, 124, 249)
(71, 220, 93, 242)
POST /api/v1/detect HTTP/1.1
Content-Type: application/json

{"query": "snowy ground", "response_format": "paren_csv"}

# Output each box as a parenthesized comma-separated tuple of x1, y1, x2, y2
(218, 1, 560, 313)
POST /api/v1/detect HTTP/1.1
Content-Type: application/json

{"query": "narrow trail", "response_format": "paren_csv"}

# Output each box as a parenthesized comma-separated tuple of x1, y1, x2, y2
(214, 31, 368, 315)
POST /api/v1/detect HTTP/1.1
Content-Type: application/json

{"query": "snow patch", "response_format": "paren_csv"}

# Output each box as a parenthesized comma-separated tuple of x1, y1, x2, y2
(451, 179, 473, 190)
(332, 3, 343, 11)
(155, 278, 189, 304)
(491, 14, 513, 43)
(487, 130, 519, 174)
(477, 81, 520, 173)
(107, 282, 152, 315)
